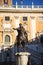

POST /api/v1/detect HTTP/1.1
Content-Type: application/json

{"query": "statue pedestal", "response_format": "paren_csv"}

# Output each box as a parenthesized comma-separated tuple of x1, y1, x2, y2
(15, 52, 31, 65)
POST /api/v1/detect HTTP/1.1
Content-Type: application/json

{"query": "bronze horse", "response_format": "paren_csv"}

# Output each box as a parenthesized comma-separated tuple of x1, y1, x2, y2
(13, 23, 28, 52)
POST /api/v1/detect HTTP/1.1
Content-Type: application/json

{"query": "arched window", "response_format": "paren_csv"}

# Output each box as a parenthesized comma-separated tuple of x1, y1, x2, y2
(5, 35, 10, 43)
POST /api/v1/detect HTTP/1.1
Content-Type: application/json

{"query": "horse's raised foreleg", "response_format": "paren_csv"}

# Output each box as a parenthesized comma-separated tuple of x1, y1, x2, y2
(17, 42, 20, 52)
(21, 41, 26, 52)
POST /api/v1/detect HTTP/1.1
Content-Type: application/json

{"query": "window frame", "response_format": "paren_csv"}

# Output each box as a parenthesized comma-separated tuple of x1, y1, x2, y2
(38, 16, 43, 22)
(5, 16, 10, 21)
(4, 0, 8, 4)
(23, 17, 28, 21)
(5, 35, 10, 43)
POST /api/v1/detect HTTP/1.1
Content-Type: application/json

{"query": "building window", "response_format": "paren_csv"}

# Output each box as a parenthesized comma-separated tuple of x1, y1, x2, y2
(5, 16, 10, 21)
(23, 17, 27, 21)
(38, 16, 43, 22)
(5, 35, 10, 43)
(4, 0, 8, 4)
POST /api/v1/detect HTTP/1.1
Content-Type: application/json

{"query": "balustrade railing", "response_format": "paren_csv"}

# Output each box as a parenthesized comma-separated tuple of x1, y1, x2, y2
(0, 4, 43, 9)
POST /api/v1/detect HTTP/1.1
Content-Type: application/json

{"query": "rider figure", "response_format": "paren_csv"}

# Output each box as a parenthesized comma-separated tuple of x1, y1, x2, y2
(13, 23, 27, 41)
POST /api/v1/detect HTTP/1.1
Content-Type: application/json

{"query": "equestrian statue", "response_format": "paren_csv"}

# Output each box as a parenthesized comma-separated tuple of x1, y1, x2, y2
(13, 23, 28, 52)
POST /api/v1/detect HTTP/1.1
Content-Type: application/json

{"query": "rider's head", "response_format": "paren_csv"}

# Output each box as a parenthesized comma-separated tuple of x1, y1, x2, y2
(19, 23, 22, 27)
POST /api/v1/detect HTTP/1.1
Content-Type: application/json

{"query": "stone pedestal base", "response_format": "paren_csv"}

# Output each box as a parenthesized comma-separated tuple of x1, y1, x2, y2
(15, 52, 31, 65)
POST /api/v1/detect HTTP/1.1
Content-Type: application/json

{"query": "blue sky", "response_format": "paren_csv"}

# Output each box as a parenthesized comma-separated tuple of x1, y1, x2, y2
(12, 0, 43, 5)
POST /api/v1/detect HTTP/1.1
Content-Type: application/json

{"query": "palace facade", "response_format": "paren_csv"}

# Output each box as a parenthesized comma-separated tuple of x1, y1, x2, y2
(0, 0, 43, 62)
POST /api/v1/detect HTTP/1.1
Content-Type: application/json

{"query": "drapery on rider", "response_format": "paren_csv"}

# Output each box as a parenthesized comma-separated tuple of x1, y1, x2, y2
(13, 23, 28, 48)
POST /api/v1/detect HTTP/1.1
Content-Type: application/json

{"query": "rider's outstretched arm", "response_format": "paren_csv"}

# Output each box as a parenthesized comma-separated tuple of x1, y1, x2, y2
(13, 28, 17, 30)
